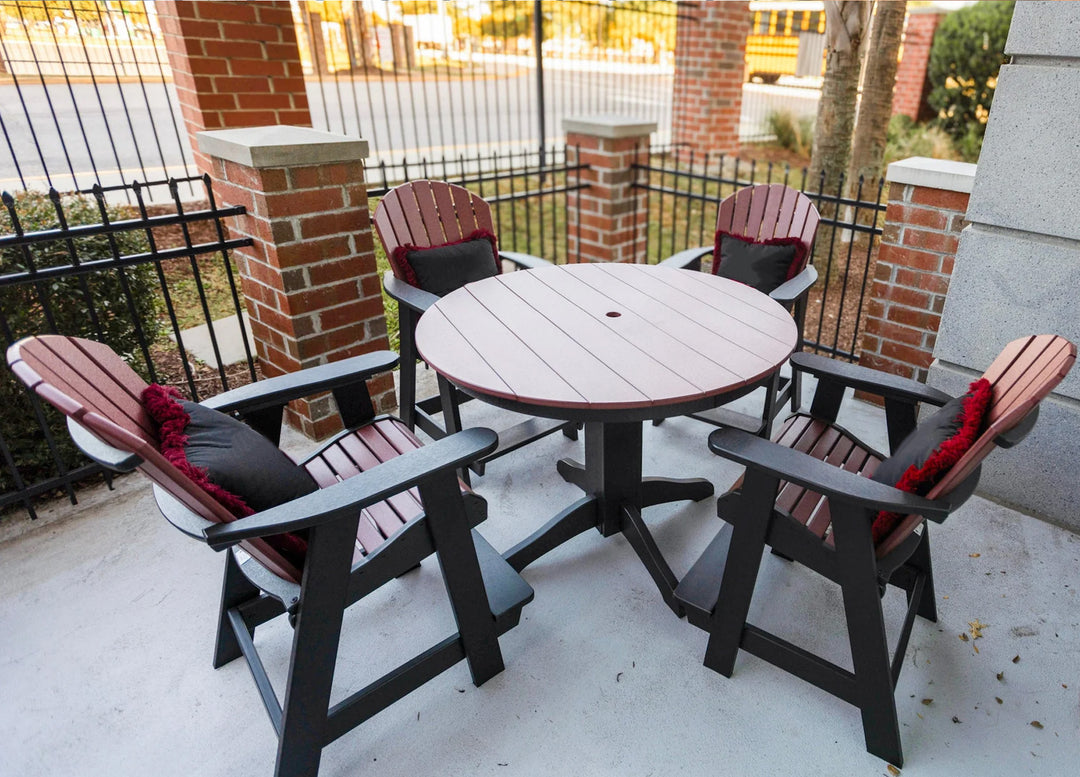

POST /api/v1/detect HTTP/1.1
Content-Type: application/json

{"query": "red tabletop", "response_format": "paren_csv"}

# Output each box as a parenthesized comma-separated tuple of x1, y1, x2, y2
(414, 263, 798, 420)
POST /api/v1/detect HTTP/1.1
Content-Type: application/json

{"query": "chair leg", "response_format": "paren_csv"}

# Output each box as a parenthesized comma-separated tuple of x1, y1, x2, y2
(275, 516, 360, 777)
(904, 529, 938, 623)
(789, 365, 803, 412)
(834, 504, 904, 768)
(702, 470, 778, 677)
(398, 316, 419, 431)
(213, 549, 261, 669)
(420, 472, 505, 686)
(438, 374, 471, 487)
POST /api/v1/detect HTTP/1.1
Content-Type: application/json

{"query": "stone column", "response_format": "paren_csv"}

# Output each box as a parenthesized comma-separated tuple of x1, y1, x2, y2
(671, 1, 750, 156)
(859, 157, 974, 384)
(928, 1, 1080, 529)
(157, 0, 312, 174)
(891, 9, 944, 122)
(196, 126, 393, 439)
(564, 116, 655, 264)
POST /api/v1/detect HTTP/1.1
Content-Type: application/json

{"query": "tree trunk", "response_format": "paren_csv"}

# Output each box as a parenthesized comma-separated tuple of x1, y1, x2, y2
(808, 1, 870, 193)
(849, 1, 907, 188)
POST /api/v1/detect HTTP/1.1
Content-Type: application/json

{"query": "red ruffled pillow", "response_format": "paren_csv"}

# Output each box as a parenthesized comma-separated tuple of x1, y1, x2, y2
(870, 378, 993, 543)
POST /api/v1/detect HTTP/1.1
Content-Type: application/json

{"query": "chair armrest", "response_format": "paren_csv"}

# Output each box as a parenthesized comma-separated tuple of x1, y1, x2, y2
(67, 417, 141, 472)
(383, 271, 440, 314)
(658, 245, 713, 271)
(770, 264, 818, 306)
(201, 350, 399, 416)
(708, 427, 952, 522)
(203, 427, 499, 549)
(790, 352, 953, 407)
(499, 250, 551, 270)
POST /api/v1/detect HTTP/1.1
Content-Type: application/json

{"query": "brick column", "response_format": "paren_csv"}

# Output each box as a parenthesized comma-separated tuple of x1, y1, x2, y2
(891, 10, 944, 122)
(564, 116, 654, 265)
(196, 126, 393, 439)
(858, 157, 975, 384)
(671, 1, 750, 156)
(157, 0, 311, 174)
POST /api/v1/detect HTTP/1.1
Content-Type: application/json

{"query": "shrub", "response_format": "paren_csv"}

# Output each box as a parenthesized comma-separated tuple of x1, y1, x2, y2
(766, 110, 815, 157)
(884, 115, 960, 165)
(0, 191, 161, 496)
(927, 0, 1015, 155)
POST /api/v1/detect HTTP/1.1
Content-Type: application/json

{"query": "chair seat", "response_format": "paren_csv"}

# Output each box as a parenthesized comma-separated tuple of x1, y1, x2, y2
(745, 414, 883, 545)
(303, 417, 468, 561)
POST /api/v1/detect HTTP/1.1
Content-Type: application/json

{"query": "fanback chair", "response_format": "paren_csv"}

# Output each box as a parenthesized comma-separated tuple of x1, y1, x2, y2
(8, 335, 534, 777)
(374, 179, 577, 481)
(660, 183, 821, 434)
(674, 334, 1075, 767)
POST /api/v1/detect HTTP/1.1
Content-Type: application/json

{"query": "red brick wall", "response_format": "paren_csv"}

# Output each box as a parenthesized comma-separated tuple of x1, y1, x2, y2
(859, 181, 968, 383)
(209, 150, 393, 438)
(892, 12, 943, 122)
(671, 1, 750, 156)
(566, 132, 650, 264)
(157, 1, 311, 173)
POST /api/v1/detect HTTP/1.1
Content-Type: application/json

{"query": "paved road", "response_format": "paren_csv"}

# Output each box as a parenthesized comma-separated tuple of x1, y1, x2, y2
(0, 68, 817, 193)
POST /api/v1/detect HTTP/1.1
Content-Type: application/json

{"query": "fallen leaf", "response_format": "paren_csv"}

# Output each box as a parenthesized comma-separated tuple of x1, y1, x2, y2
(1063, 684, 1068, 689)
(1013, 655, 1021, 664)
(943, 595, 949, 600)
(969, 620, 987, 639)
(974, 644, 980, 654)
(995, 697, 1003, 704)
(887, 765, 901, 776)
(1031, 721, 1043, 729)
(969, 553, 981, 558)
(922, 698, 933, 705)
(997, 672, 1005, 681)
(916, 713, 924, 720)
(616, 672, 623, 683)
(959, 633, 969, 642)
(952, 716, 961, 724)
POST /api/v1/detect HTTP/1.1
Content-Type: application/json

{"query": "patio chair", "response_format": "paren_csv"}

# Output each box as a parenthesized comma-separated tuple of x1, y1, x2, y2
(373, 179, 578, 483)
(673, 334, 1075, 766)
(7, 335, 534, 777)
(659, 183, 820, 435)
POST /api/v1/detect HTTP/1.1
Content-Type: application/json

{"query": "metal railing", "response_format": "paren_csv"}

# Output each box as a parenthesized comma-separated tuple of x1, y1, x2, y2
(633, 147, 886, 362)
(0, 175, 255, 518)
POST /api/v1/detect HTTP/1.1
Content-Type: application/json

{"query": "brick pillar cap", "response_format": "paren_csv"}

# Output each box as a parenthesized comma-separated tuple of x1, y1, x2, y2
(563, 115, 657, 139)
(196, 125, 369, 169)
(886, 157, 977, 194)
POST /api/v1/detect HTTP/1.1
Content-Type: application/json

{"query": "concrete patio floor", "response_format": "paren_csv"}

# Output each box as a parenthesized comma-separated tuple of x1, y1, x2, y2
(1, 380, 1078, 777)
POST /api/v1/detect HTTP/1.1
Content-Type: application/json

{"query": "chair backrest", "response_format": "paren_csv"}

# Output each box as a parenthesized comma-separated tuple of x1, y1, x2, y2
(373, 180, 497, 271)
(7, 335, 302, 582)
(715, 183, 820, 274)
(877, 334, 1076, 555)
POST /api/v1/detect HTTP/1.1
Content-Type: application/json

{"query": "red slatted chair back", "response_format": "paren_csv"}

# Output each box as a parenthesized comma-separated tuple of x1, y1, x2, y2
(876, 334, 1076, 556)
(7, 335, 302, 581)
(373, 179, 497, 265)
(715, 183, 820, 274)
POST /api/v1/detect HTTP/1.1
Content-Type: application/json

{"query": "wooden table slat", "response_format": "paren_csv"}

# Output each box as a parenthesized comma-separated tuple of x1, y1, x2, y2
(419, 293, 586, 406)
(463, 275, 660, 405)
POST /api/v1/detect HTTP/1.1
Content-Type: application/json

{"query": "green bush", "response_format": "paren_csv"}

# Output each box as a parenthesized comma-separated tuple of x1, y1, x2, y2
(884, 115, 960, 164)
(1, 191, 161, 496)
(766, 110, 815, 157)
(927, 0, 1015, 156)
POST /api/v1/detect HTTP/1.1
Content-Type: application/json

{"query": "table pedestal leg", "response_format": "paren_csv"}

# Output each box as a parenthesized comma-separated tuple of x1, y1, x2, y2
(503, 496, 598, 573)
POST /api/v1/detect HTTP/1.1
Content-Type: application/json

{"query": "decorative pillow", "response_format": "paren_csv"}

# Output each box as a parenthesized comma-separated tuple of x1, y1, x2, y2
(712, 231, 806, 294)
(142, 384, 317, 568)
(869, 378, 993, 543)
(390, 229, 500, 297)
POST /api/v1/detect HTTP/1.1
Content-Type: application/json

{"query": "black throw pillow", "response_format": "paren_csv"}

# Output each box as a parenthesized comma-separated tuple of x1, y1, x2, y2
(143, 384, 318, 569)
(869, 378, 992, 543)
(712, 231, 805, 294)
(391, 230, 500, 297)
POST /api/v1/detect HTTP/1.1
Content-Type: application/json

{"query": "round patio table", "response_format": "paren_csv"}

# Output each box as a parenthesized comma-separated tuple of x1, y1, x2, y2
(415, 262, 798, 613)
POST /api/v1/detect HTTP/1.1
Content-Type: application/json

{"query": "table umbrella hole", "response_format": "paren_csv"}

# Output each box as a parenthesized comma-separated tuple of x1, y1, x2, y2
(606, 311, 622, 318)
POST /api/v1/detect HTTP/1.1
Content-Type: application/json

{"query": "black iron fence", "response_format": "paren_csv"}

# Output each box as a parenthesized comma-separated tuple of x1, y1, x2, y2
(0, 175, 255, 518)
(633, 147, 885, 361)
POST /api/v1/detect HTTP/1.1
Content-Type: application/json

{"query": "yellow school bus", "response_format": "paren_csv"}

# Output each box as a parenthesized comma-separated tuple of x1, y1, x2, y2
(746, 1, 826, 83)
